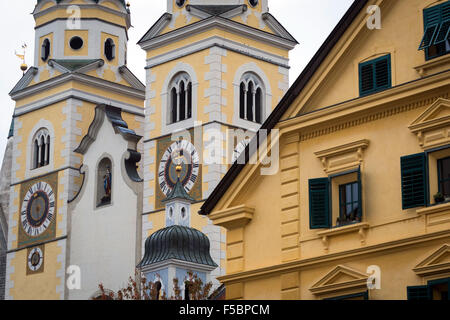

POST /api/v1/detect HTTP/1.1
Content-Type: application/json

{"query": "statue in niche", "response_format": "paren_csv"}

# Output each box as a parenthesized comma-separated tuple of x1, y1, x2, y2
(100, 166, 112, 205)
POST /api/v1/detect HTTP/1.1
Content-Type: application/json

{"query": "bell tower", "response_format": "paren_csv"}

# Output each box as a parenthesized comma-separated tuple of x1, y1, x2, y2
(4, 0, 144, 300)
(139, 0, 297, 291)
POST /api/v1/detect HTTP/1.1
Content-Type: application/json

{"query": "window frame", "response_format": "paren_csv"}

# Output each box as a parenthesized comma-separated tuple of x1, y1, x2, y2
(239, 73, 265, 124)
(324, 291, 369, 301)
(309, 167, 363, 230)
(437, 156, 450, 197)
(401, 145, 450, 210)
(168, 72, 193, 125)
(338, 181, 361, 226)
(407, 277, 450, 300)
(420, 2, 450, 61)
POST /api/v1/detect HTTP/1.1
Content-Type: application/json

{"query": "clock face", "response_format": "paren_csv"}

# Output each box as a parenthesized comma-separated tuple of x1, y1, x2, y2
(158, 140, 200, 197)
(232, 138, 251, 163)
(21, 182, 55, 237)
(28, 247, 43, 272)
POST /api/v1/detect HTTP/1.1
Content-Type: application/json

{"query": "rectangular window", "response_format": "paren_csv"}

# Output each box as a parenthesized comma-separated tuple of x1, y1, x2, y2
(338, 182, 360, 226)
(309, 168, 362, 229)
(401, 146, 450, 209)
(407, 278, 450, 300)
(438, 157, 450, 197)
(359, 54, 391, 96)
(419, 1, 450, 60)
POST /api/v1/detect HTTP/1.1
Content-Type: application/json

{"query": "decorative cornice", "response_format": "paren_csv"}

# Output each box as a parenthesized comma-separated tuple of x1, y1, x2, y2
(299, 93, 449, 142)
(209, 205, 254, 230)
(216, 229, 450, 284)
(74, 104, 141, 155)
(10, 72, 145, 101)
(145, 35, 290, 69)
(408, 98, 450, 150)
(139, 16, 297, 51)
(315, 140, 369, 175)
(413, 244, 450, 277)
(309, 265, 369, 296)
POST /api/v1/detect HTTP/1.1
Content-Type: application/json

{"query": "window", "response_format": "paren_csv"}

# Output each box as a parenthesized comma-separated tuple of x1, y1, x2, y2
(239, 73, 263, 124)
(69, 36, 83, 50)
(309, 168, 362, 229)
(104, 38, 115, 61)
(338, 182, 361, 226)
(32, 128, 50, 169)
(325, 291, 368, 300)
(400, 146, 450, 209)
(438, 157, 450, 198)
(41, 39, 50, 62)
(97, 158, 112, 208)
(249, 0, 259, 7)
(419, 1, 450, 61)
(168, 73, 192, 124)
(359, 54, 391, 96)
(407, 278, 450, 300)
(176, 0, 185, 8)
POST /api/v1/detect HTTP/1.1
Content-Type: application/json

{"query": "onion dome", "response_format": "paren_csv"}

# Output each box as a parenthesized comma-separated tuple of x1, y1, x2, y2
(137, 225, 218, 268)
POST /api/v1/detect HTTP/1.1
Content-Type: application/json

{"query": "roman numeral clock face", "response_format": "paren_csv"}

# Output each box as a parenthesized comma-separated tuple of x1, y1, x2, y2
(158, 140, 200, 197)
(21, 182, 55, 237)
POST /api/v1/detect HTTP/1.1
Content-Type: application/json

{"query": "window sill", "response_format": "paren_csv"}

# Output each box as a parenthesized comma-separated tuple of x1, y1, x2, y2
(317, 222, 370, 252)
(414, 54, 450, 77)
(417, 202, 450, 227)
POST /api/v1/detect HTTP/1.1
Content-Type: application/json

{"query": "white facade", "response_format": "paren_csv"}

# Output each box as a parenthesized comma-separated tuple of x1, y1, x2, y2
(68, 110, 142, 300)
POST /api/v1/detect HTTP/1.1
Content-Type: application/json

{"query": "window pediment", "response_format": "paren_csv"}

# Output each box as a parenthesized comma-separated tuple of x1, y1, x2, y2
(409, 98, 450, 149)
(413, 244, 450, 277)
(310, 265, 369, 297)
(314, 139, 369, 175)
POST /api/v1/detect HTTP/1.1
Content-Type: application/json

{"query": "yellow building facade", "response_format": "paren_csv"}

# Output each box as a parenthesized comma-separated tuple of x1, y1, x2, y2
(201, 0, 450, 300)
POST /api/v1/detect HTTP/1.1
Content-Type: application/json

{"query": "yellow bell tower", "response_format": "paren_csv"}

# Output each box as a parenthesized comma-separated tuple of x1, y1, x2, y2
(139, 0, 297, 290)
(5, 0, 144, 300)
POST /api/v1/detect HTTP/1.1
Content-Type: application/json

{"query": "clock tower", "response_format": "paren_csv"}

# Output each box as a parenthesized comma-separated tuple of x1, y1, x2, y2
(4, 0, 145, 300)
(139, 0, 297, 289)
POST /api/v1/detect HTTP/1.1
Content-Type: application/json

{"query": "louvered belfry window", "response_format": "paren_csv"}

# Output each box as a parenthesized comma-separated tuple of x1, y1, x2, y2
(419, 1, 450, 60)
(359, 54, 391, 96)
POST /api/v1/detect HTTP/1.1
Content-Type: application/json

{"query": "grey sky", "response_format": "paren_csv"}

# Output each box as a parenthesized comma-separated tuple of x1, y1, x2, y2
(0, 0, 353, 161)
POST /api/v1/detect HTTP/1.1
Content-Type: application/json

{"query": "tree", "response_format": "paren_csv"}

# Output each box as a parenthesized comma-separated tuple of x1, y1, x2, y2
(97, 270, 213, 300)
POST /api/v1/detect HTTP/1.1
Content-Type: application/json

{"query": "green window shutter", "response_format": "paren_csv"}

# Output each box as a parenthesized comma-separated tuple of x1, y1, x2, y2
(435, 17, 450, 44)
(407, 286, 430, 300)
(420, 2, 450, 49)
(359, 55, 391, 96)
(309, 178, 330, 229)
(401, 153, 427, 210)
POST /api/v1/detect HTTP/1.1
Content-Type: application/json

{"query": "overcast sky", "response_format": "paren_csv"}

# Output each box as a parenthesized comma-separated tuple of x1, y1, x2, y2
(0, 0, 353, 162)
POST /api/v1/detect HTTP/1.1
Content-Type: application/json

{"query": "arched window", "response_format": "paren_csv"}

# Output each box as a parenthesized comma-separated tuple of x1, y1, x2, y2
(41, 39, 50, 62)
(97, 158, 112, 208)
(169, 73, 193, 124)
(239, 73, 264, 124)
(104, 38, 116, 61)
(32, 128, 50, 169)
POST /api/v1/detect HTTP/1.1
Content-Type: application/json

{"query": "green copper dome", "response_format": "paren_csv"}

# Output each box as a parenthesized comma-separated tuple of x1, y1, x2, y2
(137, 225, 218, 268)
